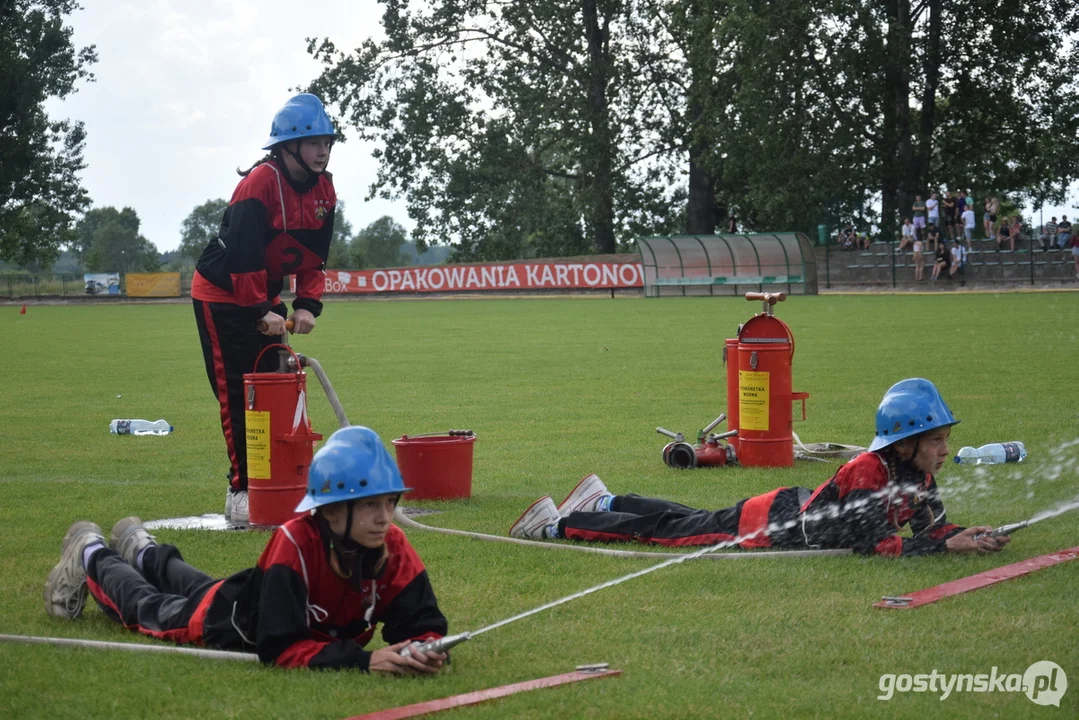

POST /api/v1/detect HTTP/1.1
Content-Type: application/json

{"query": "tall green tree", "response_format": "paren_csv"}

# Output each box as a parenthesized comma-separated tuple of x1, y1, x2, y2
(79, 206, 159, 273)
(308, 0, 1079, 250)
(178, 198, 228, 265)
(72, 206, 141, 260)
(0, 0, 97, 268)
(355, 216, 409, 268)
(307, 0, 683, 258)
(773, 0, 1079, 235)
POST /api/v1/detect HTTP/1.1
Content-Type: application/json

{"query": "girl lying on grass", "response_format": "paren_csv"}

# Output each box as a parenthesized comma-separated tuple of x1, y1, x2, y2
(45, 427, 449, 675)
(510, 378, 1011, 557)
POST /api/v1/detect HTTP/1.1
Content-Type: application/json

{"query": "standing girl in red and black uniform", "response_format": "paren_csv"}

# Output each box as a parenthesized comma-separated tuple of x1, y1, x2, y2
(192, 93, 337, 523)
(44, 427, 449, 675)
(510, 379, 1011, 557)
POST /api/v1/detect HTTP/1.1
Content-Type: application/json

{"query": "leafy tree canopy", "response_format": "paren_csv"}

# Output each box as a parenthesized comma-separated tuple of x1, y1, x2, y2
(78, 206, 160, 273)
(307, 0, 1079, 250)
(355, 215, 410, 268)
(0, 0, 97, 269)
(177, 198, 228, 265)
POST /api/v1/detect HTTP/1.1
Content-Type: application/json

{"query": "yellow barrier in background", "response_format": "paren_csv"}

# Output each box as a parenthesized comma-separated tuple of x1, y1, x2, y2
(125, 272, 181, 297)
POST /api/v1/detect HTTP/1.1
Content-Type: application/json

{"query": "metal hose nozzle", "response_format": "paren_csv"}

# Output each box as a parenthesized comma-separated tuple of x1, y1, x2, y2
(399, 632, 473, 658)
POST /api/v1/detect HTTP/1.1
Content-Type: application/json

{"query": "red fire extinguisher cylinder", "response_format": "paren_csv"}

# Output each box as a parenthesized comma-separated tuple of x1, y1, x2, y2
(243, 344, 323, 526)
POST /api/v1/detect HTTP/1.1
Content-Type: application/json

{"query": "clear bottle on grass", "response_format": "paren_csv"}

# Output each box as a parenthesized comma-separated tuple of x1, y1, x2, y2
(109, 419, 174, 436)
(953, 442, 1026, 465)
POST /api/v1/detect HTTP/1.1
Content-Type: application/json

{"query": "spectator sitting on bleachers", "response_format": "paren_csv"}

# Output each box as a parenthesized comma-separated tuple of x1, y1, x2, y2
(1039, 217, 1059, 251)
(838, 224, 856, 250)
(1057, 216, 1072, 250)
(856, 227, 871, 250)
(898, 218, 915, 252)
(926, 223, 942, 253)
(996, 217, 1013, 251)
(1009, 217, 1025, 248)
(931, 241, 949, 281)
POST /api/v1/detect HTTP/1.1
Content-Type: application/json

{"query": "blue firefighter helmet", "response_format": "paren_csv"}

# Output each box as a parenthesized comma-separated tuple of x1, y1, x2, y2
(295, 426, 410, 512)
(868, 378, 960, 452)
(261, 93, 336, 150)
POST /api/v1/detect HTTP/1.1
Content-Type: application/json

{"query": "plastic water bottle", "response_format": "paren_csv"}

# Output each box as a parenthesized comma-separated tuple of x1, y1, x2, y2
(953, 442, 1026, 465)
(110, 419, 174, 436)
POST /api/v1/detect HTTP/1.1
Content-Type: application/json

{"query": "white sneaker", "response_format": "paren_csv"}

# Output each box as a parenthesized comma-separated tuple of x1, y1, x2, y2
(109, 517, 156, 567)
(508, 497, 560, 539)
(225, 489, 249, 524)
(44, 521, 105, 620)
(556, 473, 612, 516)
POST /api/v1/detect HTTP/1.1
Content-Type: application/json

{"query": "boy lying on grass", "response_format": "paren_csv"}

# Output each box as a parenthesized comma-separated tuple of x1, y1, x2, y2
(45, 427, 449, 675)
(511, 379, 1011, 557)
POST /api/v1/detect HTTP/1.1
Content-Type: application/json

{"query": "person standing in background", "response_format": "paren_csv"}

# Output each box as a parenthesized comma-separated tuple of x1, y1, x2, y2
(941, 191, 956, 240)
(961, 204, 976, 250)
(926, 192, 940, 239)
(954, 191, 967, 241)
(191, 94, 338, 523)
(912, 195, 927, 240)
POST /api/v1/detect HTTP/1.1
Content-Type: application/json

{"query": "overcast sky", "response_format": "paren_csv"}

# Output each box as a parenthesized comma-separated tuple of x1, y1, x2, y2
(46, 1, 1078, 254)
(47, 0, 405, 253)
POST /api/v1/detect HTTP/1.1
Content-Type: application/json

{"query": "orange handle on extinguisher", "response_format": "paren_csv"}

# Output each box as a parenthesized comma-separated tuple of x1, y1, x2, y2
(256, 318, 295, 333)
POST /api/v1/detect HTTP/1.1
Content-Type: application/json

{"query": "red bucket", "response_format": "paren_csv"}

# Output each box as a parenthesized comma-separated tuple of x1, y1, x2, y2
(392, 433, 476, 500)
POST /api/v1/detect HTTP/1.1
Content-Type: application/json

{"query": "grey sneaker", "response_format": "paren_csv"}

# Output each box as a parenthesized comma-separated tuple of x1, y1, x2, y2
(508, 497, 560, 539)
(109, 517, 156, 567)
(556, 473, 611, 517)
(44, 521, 105, 620)
(225, 489, 249, 524)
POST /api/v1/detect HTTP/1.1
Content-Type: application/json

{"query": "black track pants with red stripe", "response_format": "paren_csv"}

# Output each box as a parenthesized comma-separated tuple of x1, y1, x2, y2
(559, 489, 810, 548)
(193, 300, 286, 491)
(86, 545, 219, 642)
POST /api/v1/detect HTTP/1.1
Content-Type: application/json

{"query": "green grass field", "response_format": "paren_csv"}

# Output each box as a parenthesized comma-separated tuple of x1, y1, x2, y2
(3, 293, 1078, 719)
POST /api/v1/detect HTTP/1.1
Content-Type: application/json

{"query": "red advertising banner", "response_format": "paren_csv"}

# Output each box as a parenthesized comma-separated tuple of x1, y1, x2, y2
(315, 262, 644, 294)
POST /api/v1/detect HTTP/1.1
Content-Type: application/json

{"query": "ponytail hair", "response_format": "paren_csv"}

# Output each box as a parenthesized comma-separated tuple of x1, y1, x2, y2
(237, 149, 279, 177)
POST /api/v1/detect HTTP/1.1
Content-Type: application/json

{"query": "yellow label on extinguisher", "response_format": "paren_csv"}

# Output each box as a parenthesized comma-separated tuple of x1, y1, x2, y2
(739, 370, 770, 431)
(246, 410, 271, 479)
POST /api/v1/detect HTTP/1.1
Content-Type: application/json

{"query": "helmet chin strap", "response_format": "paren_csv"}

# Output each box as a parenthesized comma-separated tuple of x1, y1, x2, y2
(280, 139, 332, 183)
(281, 143, 319, 179)
(327, 500, 364, 576)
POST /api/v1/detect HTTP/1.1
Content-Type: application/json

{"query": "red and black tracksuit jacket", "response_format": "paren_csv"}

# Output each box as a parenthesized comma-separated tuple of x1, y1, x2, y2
(191, 160, 335, 488)
(87, 517, 447, 670)
(798, 450, 965, 556)
(561, 452, 965, 556)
